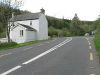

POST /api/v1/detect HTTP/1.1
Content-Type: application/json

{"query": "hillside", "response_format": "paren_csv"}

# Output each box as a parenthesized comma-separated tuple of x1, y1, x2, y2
(0, 3, 95, 38)
(47, 15, 95, 37)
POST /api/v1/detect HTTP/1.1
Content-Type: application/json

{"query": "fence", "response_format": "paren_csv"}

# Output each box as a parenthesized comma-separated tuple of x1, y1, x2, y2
(0, 38, 8, 43)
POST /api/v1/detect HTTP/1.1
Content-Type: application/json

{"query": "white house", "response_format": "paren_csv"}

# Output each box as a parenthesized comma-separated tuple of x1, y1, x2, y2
(9, 8, 48, 43)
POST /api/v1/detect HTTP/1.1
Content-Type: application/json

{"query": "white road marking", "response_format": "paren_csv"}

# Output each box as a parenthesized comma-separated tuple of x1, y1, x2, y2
(22, 38, 72, 65)
(86, 37, 91, 45)
(0, 38, 72, 75)
(89, 46, 92, 49)
(37, 44, 43, 46)
(90, 53, 93, 61)
(88, 40, 91, 45)
(0, 65, 22, 75)
(89, 42, 91, 45)
(23, 47, 33, 51)
(90, 74, 95, 75)
(0, 53, 12, 58)
(86, 37, 88, 41)
(90, 67, 95, 69)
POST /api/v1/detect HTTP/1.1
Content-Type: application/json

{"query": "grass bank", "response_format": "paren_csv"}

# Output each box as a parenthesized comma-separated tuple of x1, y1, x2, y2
(94, 35, 100, 62)
(94, 35, 100, 51)
(0, 39, 51, 51)
(0, 42, 18, 51)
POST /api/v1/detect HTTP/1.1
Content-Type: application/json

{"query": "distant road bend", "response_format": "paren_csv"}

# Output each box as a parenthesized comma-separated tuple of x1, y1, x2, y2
(0, 37, 99, 75)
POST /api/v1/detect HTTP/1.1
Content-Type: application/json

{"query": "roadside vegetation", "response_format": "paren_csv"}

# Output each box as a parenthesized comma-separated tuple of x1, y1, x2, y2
(0, 1, 94, 38)
(0, 42, 18, 50)
(94, 35, 100, 51)
(0, 0, 96, 51)
(0, 39, 50, 51)
(94, 18, 100, 61)
(94, 22, 100, 51)
(47, 16, 95, 37)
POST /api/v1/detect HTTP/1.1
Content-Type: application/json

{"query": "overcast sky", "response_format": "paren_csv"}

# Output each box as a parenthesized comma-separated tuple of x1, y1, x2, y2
(21, 0, 100, 21)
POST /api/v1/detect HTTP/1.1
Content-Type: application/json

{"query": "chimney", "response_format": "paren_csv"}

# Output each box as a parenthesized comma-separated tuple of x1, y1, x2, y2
(40, 8, 45, 14)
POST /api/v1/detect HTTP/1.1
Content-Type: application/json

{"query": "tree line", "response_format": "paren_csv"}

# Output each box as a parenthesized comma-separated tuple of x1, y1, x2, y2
(47, 14, 95, 37)
(0, 0, 29, 39)
(0, 1, 95, 38)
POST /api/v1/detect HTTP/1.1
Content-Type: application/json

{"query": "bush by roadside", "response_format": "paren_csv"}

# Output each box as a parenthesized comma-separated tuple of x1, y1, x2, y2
(0, 42, 18, 50)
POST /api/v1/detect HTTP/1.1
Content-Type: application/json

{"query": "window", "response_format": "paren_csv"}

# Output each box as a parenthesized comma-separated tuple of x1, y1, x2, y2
(12, 22, 15, 27)
(20, 30, 23, 37)
(30, 21, 32, 25)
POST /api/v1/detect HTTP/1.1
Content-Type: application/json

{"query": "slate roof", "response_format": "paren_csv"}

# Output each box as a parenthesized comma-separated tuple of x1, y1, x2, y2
(11, 23, 37, 31)
(10, 12, 41, 21)
(18, 23, 37, 31)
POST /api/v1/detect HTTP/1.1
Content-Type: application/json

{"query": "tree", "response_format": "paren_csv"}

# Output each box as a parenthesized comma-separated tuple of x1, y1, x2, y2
(95, 16, 100, 30)
(0, 0, 23, 42)
(70, 13, 85, 36)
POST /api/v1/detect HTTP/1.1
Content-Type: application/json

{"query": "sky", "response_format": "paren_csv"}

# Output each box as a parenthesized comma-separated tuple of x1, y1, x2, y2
(21, 0, 100, 21)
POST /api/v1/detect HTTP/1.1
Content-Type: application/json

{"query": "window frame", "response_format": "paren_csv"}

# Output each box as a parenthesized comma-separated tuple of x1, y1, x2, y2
(20, 30, 24, 37)
(30, 21, 32, 25)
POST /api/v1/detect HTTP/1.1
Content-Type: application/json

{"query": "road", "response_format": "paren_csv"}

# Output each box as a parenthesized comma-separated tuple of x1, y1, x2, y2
(0, 37, 99, 75)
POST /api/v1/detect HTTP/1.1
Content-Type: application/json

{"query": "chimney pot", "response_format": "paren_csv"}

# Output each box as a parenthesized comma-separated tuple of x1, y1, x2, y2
(40, 8, 45, 14)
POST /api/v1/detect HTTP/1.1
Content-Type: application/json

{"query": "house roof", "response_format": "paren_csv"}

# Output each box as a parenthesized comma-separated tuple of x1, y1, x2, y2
(18, 23, 37, 31)
(11, 23, 37, 31)
(10, 12, 41, 21)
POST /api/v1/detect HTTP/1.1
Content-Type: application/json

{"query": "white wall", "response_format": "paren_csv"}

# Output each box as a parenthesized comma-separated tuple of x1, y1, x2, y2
(10, 25, 26, 43)
(0, 38, 8, 43)
(38, 14, 48, 40)
(9, 14, 48, 43)
(25, 31, 37, 42)
(9, 19, 39, 43)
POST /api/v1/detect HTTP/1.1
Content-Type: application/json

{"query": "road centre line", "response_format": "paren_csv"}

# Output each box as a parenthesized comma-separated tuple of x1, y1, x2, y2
(37, 44, 44, 46)
(0, 38, 72, 75)
(0, 65, 22, 75)
(22, 38, 72, 65)
(0, 53, 12, 58)
(90, 67, 95, 69)
(23, 47, 33, 51)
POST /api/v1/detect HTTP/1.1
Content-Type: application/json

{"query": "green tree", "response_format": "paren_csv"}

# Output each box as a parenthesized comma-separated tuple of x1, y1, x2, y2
(0, 0, 23, 42)
(70, 13, 81, 35)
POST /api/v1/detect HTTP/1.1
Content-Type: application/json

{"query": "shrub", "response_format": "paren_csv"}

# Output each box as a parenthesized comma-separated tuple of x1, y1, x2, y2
(0, 42, 17, 50)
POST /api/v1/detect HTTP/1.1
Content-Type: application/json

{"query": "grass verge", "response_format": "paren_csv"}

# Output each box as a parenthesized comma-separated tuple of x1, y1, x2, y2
(94, 35, 100, 51)
(94, 35, 100, 63)
(0, 42, 18, 51)
(0, 39, 51, 51)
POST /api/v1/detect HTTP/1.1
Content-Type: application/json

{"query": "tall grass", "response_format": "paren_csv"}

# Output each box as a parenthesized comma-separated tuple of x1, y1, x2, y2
(0, 42, 18, 50)
(0, 39, 49, 51)
(94, 29, 100, 51)
(94, 35, 100, 51)
(94, 30, 100, 61)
